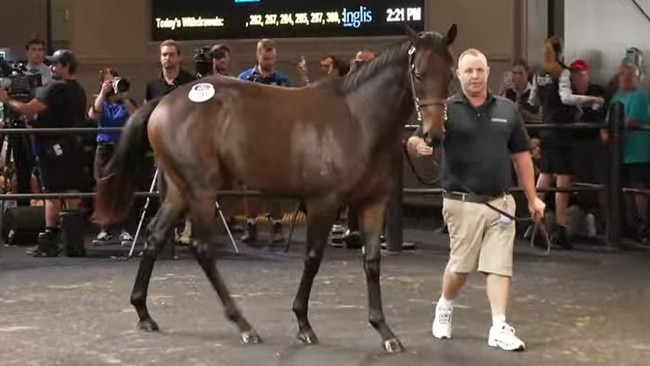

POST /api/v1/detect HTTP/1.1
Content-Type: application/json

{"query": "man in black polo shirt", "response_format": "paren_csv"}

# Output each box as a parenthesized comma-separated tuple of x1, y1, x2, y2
(145, 39, 196, 102)
(144, 39, 196, 249)
(0, 49, 87, 257)
(407, 48, 544, 351)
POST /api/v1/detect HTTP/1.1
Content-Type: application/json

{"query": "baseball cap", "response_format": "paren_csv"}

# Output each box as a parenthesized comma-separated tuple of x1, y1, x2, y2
(569, 59, 590, 73)
(46, 49, 78, 68)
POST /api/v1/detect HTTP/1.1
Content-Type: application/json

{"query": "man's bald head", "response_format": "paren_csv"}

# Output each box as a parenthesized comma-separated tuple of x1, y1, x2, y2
(457, 48, 488, 65)
(456, 48, 490, 98)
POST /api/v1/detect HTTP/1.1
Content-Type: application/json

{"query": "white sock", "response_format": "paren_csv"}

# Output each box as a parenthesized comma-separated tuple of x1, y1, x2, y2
(437, 295, 454, 308)
(492, 314, 506, 327)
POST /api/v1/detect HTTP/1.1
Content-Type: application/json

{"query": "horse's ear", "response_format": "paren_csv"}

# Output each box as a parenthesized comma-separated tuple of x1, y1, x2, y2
(444, 24, 458, 45)
(404, 23, 420, 44)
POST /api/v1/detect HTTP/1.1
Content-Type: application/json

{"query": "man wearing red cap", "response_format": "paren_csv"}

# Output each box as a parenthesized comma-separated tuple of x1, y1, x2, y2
(568, 59, 608, 236)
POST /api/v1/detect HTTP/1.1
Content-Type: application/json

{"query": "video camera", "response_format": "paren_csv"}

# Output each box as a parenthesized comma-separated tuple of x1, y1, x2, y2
(0, 57, 43, 102)
(246, 72, 279, 85)
(193, 46, 228, 78)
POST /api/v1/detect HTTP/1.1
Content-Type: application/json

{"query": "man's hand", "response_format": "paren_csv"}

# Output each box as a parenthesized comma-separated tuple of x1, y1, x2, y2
(528, 197, 546, 223)
(591, 96, 605, 105)
(0, 89, 9, 103)
(100, 80, 113, 96)
(416, 141, 433, 157)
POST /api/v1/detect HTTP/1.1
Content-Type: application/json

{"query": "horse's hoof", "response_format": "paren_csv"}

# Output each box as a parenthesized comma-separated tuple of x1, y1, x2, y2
(296, 329, 319, 344)
(137, 319, 159, 332)
(241, 330, 262, 344)
(383, 338, 405, 353)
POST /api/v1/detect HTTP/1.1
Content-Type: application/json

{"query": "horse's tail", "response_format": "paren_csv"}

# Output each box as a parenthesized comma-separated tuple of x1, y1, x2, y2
(92, 98, 161, 226)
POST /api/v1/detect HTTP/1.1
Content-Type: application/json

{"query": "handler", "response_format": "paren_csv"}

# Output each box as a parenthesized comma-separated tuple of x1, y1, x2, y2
(407, 48, 545, 351)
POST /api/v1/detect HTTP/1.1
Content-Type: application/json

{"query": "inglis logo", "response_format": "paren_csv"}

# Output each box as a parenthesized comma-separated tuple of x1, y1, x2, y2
(342, 6, 373, 28)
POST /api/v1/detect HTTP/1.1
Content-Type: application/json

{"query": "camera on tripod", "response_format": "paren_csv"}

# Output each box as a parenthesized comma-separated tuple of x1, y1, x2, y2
(193, 46, 229, 78)
(0, 57, 43, 102)
(194, 46, 213, 78)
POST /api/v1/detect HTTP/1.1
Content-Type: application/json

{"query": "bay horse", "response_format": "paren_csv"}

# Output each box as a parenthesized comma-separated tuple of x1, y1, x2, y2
(93, 24, 457, 352)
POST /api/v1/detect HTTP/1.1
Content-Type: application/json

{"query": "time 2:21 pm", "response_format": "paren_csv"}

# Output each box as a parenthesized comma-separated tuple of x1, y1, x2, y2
(385, 7, 422, 23)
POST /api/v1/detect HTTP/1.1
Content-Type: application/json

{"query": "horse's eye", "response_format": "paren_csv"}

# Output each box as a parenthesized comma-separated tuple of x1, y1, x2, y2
(415, 72, 423, 81)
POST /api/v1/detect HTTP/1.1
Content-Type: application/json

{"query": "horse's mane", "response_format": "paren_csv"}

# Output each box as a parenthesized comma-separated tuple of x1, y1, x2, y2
(338, 39, 412, 93)
(314, 31, 449, 95)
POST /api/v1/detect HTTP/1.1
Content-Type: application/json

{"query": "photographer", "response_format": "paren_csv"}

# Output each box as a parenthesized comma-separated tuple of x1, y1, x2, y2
(236, 39, 290, 244)
(238, 39, 290, 86)
(0, 49, 87, 257)
(88, 68, 136, 244)
(193, 44, 232, 78)
(211, 44, 232, 76)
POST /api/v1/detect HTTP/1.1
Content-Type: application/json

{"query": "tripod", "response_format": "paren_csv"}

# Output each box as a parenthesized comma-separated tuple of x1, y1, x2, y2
(0, 114, 41, 205)
(125, 167, 240, 259)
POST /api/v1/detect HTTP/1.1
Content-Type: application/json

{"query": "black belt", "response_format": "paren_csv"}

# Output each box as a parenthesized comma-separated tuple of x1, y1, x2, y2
(442, 191, 506, 204)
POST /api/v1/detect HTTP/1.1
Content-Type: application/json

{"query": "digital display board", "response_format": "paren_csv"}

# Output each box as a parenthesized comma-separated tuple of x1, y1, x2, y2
(151, 0, 426, 41)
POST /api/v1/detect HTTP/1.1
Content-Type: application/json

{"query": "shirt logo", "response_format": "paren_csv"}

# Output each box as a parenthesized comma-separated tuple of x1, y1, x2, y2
(490, 117, 508, 123)
(535, 74, 554, 86)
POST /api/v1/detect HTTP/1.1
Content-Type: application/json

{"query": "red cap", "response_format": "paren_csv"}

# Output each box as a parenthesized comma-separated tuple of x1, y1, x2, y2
(570, 59, 590, 72)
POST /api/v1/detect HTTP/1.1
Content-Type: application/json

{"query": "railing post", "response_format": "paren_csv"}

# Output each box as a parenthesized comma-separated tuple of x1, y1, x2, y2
(605, 101, 624, 246)
(385, 156, 404, 253)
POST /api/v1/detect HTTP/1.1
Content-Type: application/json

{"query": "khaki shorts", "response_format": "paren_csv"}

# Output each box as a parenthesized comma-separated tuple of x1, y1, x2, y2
(442, 194, 516, 277)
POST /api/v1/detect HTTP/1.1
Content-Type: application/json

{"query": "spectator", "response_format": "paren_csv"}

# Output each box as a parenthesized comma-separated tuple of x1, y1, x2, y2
(603, 62, 650, 243)
(237, 39, 290, 244)
(88, 68, 136, 244)
(501, 58, 540, 124)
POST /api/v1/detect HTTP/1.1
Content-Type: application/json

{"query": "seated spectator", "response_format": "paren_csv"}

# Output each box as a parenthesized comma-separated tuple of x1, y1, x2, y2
(88, 68, 136, 244)
(603, 62, 650, 243)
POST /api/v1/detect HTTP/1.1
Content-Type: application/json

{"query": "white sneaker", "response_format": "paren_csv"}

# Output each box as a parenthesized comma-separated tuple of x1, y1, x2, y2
(432, 301, 453, 339)
(487, 322, 526, 351)
(95, 231, 111, 241)
(119, 231, 133, 242)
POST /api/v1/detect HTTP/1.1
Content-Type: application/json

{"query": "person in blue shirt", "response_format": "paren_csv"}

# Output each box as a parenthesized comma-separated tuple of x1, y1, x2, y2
(88, 68, 137, 244)
(604, 62, 650, 242)
(238, 38, 290, 87)
(236, 39, 290, 244)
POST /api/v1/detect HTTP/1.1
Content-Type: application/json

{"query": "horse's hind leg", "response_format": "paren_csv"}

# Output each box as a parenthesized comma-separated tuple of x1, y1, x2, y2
(360, 198, 404, 353)
(130, 187, 185, 332)
(189, 193, 260, 344)
(292, 200, 337, 344)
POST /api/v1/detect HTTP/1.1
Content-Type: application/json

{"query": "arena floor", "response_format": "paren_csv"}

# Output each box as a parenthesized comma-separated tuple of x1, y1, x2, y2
(1, 227, 649, 366)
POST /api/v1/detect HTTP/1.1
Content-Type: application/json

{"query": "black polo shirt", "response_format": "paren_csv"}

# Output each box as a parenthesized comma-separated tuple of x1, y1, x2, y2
(413, 92, 531, 195)
(145, 69, 196, 102)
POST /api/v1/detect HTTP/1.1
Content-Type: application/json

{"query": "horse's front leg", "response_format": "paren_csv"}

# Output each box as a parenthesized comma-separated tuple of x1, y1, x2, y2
(360, 198, 404, 353)
(292, 203, 337, 344)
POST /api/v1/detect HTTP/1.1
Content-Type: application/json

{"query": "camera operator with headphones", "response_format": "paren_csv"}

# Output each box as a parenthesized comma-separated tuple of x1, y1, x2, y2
(0, 49, 87, 257)
(236, 39, 290, 244)
(88, 68, 136, 244)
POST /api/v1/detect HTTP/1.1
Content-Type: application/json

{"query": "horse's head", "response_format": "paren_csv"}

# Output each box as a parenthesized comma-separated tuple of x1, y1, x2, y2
(405, 24, 457, 142)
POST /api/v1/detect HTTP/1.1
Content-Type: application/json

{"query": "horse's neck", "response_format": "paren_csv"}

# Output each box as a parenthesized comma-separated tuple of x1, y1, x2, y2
(346, 61, 413, 143)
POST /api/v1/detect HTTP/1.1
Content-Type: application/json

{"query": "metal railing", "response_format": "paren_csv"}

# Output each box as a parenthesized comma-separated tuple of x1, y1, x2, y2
(0, 101, 642, 253)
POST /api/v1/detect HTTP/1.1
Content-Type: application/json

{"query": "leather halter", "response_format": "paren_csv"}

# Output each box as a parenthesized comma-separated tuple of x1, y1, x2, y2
(407, 45, 447, 125)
